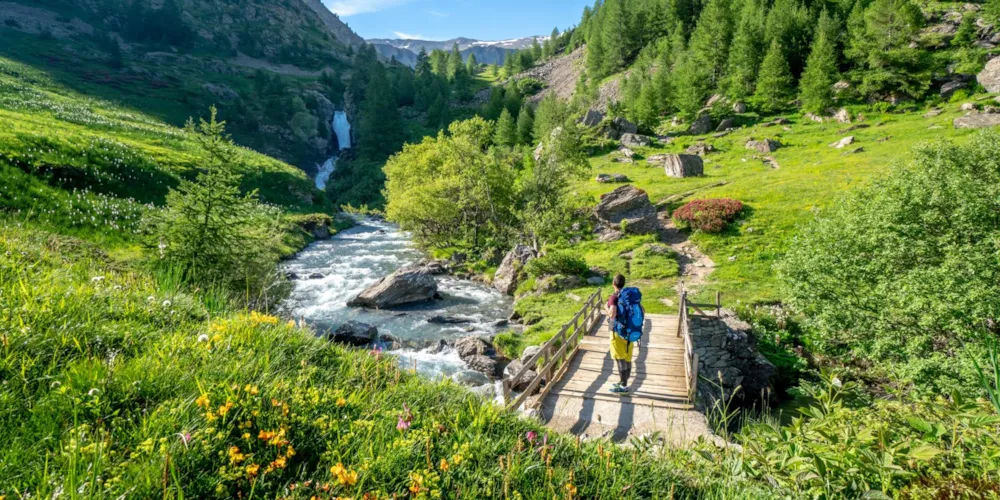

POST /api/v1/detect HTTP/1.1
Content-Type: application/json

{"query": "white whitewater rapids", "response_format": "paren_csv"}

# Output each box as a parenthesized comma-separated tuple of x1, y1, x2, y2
(282, 218, 513, 390)
(314, 111, 352, 190)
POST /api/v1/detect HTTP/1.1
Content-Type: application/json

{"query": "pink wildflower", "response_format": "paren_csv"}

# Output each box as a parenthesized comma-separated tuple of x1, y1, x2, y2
(526, 431, 537, 446)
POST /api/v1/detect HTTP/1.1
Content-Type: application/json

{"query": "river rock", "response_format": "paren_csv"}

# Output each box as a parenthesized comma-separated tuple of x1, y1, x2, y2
(664, 154, 704, 178)
(307, 272, 325, 280)
(503, 359, 538, 392)
(621, 133, 652, 148)
(594, 185, 659, 235)
(521, 345, 543, 364)
(330, 321, 378, 346)
(455, 336, 494, 359)
(978, 57, 1000, 93)
(428, 316, 474, 325)
(347, 266, 438, 308)
(688, 114, 713, 135)
(494, 244, 538, 295)
(745, 139, 781, 153)
(954, 112, 1000, 129)
(465, 355, 500, 379)
(830, 136, 855, 149)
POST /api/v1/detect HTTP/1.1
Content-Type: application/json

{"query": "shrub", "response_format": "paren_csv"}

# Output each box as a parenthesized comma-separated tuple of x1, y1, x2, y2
(524, 250, 589, 278)
(672, 198, 744, 233)
(778, 130, 1000, 394)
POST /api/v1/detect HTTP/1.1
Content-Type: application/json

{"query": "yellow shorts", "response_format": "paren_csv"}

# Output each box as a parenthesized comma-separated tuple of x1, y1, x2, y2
(610, 333, 634, 361)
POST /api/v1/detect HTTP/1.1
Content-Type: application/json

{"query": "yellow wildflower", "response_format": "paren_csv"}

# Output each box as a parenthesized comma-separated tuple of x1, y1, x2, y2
(331, 462, 346, 478)
(205, 411, 217, 422)
(336, 397, 347, 407)
(565, 483, 577, 497)
(451, 454, 463, 466)
(259, 430, 276, 441)
(242, 432, 251, 440)
(195, 394, 210, 409)
(228, 446, 245, 464)
(408, 472, 424, 494)
(209, 322, 226, 333)
(286, 445, 296, 458)
(439, 458, 449, 471)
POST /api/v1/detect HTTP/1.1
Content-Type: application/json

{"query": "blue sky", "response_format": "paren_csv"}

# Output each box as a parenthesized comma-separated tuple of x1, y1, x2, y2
(323, 0, 594, 41)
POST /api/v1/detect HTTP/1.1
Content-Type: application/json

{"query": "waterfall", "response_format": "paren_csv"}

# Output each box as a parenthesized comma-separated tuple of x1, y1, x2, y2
(314, 111, 352, 190)
(332, 110, 351, 150)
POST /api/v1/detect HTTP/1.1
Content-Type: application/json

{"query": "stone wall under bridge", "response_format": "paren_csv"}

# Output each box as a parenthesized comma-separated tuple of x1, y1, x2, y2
(689, 309, 777, 413)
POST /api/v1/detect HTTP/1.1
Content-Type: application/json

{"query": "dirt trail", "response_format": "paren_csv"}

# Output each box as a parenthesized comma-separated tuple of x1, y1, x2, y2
(658, 213, 715, 303)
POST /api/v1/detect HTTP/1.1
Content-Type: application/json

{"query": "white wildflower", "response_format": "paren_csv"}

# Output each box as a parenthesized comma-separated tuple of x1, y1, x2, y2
(197, 334, 209, 343)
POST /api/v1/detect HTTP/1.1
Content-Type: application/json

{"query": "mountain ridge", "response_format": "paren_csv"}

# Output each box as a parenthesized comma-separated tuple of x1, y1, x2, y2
(368, 35, 548, 67)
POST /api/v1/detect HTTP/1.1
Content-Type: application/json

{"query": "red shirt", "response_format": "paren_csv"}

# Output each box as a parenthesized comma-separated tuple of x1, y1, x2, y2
(607, 292, 619, 310)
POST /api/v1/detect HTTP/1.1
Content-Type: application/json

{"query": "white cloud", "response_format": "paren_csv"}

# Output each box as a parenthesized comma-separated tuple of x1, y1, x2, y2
(393, 31, 426, 40)
(324, 0, 413, 17)
(427, 9, 449, 17)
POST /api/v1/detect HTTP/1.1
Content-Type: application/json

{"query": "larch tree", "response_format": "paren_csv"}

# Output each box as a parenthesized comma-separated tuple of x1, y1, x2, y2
(799, 23, 840, 114)
(493, 108, 518, 147)
(725, 0, 767, 100)
(753, 39, 794, 113)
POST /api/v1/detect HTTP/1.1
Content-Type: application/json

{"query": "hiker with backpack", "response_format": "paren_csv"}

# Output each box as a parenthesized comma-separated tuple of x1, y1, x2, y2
(606, 274, 644, 395)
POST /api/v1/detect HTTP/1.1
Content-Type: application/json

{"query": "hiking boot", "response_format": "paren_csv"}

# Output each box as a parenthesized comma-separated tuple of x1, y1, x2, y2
(610, 385, 629, 394)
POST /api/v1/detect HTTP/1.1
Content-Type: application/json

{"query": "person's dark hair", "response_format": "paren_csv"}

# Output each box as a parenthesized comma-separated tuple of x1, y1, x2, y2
(612, 274, 625, 289)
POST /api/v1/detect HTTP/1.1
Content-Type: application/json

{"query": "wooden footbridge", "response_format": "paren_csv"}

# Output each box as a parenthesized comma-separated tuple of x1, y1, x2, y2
(502, 290, 716, 443)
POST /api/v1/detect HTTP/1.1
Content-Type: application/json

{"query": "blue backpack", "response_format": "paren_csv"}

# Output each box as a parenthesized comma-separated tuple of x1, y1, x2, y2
(613, 287, 644, 343)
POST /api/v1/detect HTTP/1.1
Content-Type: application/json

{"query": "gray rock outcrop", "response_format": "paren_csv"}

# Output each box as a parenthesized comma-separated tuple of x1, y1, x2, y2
(620, 133, 652, 148)
(581, 109, 605, 127)
(494, 245, 538, 295)
(606, 117, 638, 140)
(663, 154, 705, 178)
(688, 114, 713, 135)
(954, 111, 1000, 129)
(979, 57, 1000, 93)
(745, 139, 782, 153)
(593, 185, 659, 235)
(940, 80, 969, 99)
(347, 266, 438, 308)
(596, 173, 630, 183)
(829, 136, 855, 149)
(503, 359, 538, 392)
(330, 321, 378, 346)
(454, 336, 505, 379)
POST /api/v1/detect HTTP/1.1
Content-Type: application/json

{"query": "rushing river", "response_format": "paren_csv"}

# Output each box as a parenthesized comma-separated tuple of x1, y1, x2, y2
(282, 218, 513, 387)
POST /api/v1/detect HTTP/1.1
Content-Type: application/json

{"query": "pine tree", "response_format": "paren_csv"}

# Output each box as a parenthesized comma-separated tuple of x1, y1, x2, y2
(586, 15, 607, 79)
(494, 108, 518, 147)
(799, 27, 839, 114)
(516, 105, 534, 145)
(601, 0, 629, 75)
(753, 39, 794, 113)
(764, 0, 813, 76)
(357, 64, 403, 160)
(725, 0, 767, 100)
(845, 0, 928, 99)
(531, 37, 543, 61)
(466, 53, 478, 74)
(671, 52, 711, 118)
(686, 0, 734, 89)
(503, 52, 516, 78)
(447, 43, 464, 80)
(952, 13, 976, 47)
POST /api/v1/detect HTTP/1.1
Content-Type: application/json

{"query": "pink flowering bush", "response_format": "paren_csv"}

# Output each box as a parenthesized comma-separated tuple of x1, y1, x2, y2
(672, 198, 744, 233)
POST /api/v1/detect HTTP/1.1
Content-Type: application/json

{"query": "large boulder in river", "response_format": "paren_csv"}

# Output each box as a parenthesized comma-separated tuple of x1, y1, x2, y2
(503, 359, 538, 392)
(594, 185, 659, 235)
(455, 336, 495, 359)
(347, 266, 438, 308)
(329, 321, 378, 346)
(978, 57, 1000, 93)
(494, 245, 538, 295)
(664, 154, 704, 178)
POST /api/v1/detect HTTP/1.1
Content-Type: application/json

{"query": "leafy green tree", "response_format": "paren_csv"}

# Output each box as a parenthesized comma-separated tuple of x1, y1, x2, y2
(725, 0, 767, 100)
(799, 22, 839, 114)
(427, 94, 451, 129)
(532, 94, 568, 143)
(753, 40, 794, 113)
(779, 131, 1000, 394)
(149, 108, 280, 296)
(516, 105, 534, 145)
(494, 108, 518, 147)
(845, 0, 929, 99)
(518, 124, 590, 247)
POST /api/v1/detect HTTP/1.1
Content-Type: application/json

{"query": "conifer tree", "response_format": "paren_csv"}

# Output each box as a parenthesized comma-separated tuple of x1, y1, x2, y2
(952, 13, 976, 48)
(725, 0, 767, 100)
(845, 0, 928, 99)
(503, 52, 516, 78)
(764, 0, 813, 76)
(753, 39, 794, 113)
(357, 64, 403, 160)
(494, 108, 518, 147)
(671, 52, 710, 118)
(447, 43, 464, 80)
(686, 0, 734, 89)
(516, 105, 534, 145)
(799, 26, 839, 114)
(601, 0, 629, 75)
(466, 53, 478, 74)
(586, 14, 607, 79)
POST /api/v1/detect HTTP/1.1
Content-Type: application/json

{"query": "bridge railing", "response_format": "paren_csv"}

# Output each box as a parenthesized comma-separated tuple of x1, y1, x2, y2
(502, 289, 603, 410)
(677, 291, 721, 404)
